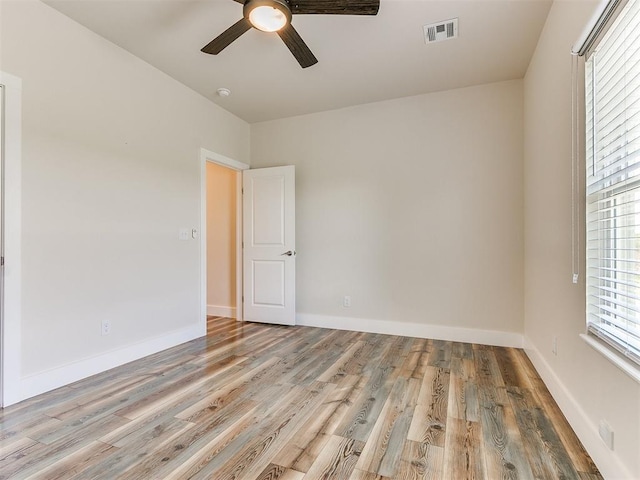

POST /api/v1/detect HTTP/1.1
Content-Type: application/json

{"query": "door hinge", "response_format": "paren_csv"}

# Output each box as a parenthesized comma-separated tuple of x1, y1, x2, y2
(1, 256, 4, 266)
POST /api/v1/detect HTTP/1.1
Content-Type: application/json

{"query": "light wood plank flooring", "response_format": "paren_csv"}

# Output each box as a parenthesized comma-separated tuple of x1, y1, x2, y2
(0, 317, 602, 479)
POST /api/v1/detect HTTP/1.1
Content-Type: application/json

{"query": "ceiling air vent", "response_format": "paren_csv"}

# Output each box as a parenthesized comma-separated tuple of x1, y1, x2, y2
(423, 18, 458, 44)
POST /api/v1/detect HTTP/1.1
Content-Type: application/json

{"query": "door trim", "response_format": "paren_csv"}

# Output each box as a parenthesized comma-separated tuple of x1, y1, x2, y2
(0, 71, 22, 407)
(200, 148, 249, 328)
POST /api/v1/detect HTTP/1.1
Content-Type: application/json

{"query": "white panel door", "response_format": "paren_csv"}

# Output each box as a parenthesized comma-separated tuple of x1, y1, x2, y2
(243, 166, 295, 325)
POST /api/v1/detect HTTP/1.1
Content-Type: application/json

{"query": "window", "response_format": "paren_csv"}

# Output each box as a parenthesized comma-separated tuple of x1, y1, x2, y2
(586, 0, 640, 366)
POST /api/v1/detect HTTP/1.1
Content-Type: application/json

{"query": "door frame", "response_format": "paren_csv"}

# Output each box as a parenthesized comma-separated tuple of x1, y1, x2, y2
(0, 71, 22, 407)
(200, 148, 249, 329)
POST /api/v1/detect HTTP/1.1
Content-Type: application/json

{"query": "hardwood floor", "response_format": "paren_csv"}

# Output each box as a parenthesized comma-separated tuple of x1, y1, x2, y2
(0, 317, 602, 480)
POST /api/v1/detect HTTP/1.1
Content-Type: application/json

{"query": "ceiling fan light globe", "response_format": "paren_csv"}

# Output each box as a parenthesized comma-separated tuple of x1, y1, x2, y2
(249, 5, 288, 32)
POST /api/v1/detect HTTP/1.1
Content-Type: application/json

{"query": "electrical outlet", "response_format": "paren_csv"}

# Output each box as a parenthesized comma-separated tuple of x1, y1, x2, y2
(101, 319, 111, 336)
(343, 296, 351, 308)
(552, 336, 558, 356)
(599, 420, 614, 450)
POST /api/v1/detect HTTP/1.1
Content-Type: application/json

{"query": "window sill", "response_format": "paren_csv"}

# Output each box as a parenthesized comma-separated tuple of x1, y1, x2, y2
(580, 333, 640, 385)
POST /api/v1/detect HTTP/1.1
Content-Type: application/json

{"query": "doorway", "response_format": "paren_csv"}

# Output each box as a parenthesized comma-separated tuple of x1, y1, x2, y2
(206, 162, 238, 319)
(199, 148, 248, 329)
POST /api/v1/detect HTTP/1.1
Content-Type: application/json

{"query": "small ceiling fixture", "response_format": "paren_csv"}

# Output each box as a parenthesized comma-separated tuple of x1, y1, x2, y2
(216, 87, 231, 97)
(244, 0, 291, 32)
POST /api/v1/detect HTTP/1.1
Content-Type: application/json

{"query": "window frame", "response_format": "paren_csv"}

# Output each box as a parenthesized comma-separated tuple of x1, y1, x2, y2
(580, 0, 640, 381)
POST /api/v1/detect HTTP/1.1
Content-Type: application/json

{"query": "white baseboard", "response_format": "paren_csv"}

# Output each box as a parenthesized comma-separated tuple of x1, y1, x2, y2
(296, 313, 524, 348)
(14, 323, 205, 405)
(207, 305, 237, 318)
(524, 337, 634, 480)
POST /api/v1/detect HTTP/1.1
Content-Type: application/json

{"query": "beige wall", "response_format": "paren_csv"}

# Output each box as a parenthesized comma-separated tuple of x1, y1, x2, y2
(206, 162, 237, 313)
(0, 0, 249, 388)
(524, 1, 639, 478)
(251, 80, 524, 337)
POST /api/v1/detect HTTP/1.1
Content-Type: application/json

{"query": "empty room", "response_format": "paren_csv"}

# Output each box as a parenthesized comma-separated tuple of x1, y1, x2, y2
(0, 0, 638, 478)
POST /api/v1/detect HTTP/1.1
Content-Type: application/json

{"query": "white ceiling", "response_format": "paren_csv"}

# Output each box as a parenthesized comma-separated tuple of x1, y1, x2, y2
(44, 0, 552, 123)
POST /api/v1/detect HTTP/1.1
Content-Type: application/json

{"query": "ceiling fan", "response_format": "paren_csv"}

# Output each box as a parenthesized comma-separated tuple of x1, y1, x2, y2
(201, 0, 380, 68)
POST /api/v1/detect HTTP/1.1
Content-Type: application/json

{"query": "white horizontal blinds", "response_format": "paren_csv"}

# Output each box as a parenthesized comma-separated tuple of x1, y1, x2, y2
(586, 0, 640, 365)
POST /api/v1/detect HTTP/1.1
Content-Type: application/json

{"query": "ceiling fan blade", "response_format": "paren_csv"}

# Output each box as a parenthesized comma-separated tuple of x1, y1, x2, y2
(289, 0, 379, 15)
(277, 24, 318, 68)
(201, 18, 252, 55)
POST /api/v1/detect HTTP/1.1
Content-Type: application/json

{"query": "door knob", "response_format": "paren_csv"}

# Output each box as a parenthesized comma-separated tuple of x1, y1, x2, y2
(281, 250, 296, 256)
